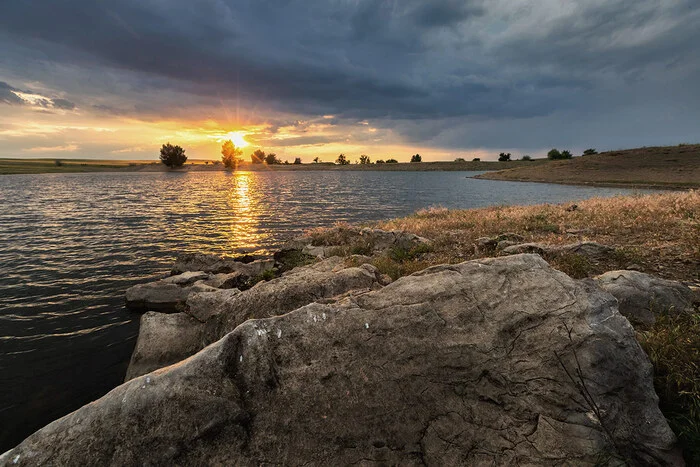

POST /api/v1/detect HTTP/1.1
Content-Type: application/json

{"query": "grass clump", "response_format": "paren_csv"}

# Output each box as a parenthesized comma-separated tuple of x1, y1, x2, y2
(638, 309, 700, 465)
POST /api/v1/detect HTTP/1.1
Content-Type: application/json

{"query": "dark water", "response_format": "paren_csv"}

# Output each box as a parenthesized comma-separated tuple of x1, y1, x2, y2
(0, 170, 651, 450)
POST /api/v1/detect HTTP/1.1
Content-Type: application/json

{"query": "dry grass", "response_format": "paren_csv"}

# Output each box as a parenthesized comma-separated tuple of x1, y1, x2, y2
(638, 309, 700, 465)
(373, 191, 699, 282)
(476, 144, 700, 189)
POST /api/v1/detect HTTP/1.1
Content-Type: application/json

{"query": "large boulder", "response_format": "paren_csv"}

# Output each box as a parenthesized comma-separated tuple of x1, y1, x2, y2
(3, 255, 681, 465)
(124, 257, 386, 380)
(595, 270, 696, 326)
(124, 312, 206, 381)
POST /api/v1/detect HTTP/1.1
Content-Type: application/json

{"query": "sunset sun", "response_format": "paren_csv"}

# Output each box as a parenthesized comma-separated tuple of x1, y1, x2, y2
(223, 131, 249, 148)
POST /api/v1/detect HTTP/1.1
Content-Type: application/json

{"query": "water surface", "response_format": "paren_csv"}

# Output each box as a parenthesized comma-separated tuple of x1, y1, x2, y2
(0, 170, 651, 449)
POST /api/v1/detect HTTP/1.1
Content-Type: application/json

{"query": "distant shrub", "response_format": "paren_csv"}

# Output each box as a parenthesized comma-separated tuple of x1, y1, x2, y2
(221, 140, 242, 169)
(336, 153, 350, 165)
(547, 148, 573, 160)
(251, 149, 265, 164)
(521, 155, 532, 161)
(358, 154, 371, 164)
(160, 143, 187, 168)
(410, 154, 422, 163)
(265, 153, 280, 164)
(54, 159, 63, 167)
(454, 158, 466, 162)
(583, 148, 598, 156)
(313, 157, 320, 163)
(498, 152, 511, 162)
(293, 157, 302, 164)
(375, 159, 385, 164)
(472, 157, 480, 162)
(385, 158, 398, 163)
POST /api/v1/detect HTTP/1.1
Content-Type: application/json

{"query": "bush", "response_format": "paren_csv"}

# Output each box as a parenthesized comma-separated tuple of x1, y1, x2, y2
(358, 154, 371, 164)
(160, 143, 187, 168)
(376, 159, 385, 164)
(521, 155, 532, 161)
(472, 157, 480, 162)
(583, 148, 598, 156)
(313, 157, 320, 163)
(251, 149, 265, 164)
(385, 158, 398, 163)
(336, 153, 349, 165)
(54, 159, 63, 167)
(221, 140, 242, 169)
(293, 157, 302, 164)
(498, 152, 511, 162)
(265, 153, 280, 164)
(454, 158, 466, 162)
(410, 154, 422, 163)
(547, 148, 573, 160)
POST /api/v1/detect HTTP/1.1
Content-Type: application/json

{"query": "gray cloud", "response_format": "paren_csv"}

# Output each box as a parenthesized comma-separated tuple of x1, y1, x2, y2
(0, 81, 27, 105)
(1, 0, 699, 153)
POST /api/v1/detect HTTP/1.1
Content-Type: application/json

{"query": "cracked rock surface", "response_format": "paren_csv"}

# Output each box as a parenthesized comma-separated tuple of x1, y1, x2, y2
(125, 256, 386, 380)
(2, 254, 681, 465)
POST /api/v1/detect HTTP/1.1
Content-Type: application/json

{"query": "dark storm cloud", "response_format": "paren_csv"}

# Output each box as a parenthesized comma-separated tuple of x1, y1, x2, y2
(1, 0, 699, 150)
(0, 80, 77, 110)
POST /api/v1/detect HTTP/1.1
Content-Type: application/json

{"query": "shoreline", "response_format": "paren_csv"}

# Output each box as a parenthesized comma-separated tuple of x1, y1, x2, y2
(468, 175, 695, 191)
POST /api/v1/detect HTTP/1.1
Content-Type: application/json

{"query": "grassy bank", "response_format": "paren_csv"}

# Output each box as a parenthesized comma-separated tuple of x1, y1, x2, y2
(475, 144, 700, 189)
(309, 191, 699, 462)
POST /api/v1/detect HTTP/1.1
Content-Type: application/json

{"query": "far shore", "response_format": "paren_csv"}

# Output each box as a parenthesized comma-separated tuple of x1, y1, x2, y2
(2, 143, 698, 190)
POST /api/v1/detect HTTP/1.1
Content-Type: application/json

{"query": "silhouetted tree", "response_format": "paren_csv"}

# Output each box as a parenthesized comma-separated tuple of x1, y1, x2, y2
(293, 157, 302, 164)
(358, 154, 371, 164)
(376, 159, 385, 164)
(336, 153, 350, 165)
(547, 148, 562, 160)
(160, 143, 187, 168)
(251, 149, 265, 164)
(385, 158, 398, 163)
(410, 154, 422, 162)
(472, 157, 480, 162)
(454, 158, 466, 162)
(521, 155, 532, 161)
(313, 157, 320, 163)
(221, 140, 242, 169)
(265, 153, 280, 164)
(560, 150, 573, 159)
(498, 152, 511, 162)
(583, 148, 598, 156)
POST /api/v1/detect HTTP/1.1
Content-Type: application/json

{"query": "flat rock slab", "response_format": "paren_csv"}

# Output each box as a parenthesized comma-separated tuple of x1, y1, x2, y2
(125, 276, 219, 313)
(595, 270, 695, 326)
(124, 257, 385, 380)
(3, 254, 681, 465)
(503, 241, 614, 260)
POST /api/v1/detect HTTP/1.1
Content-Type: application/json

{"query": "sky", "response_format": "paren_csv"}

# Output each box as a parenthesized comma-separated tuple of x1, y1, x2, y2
(1, 0, 699, 162)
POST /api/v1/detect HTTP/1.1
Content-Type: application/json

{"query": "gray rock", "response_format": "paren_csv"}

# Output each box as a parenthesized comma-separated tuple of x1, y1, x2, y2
(163, 271, 210, 285)
(281, 227, 431, 259)
(125, 276, 220, 313)
(503, 241, 614, 261)
(595, 270, 695, 326)
(171, 253, 273, 276)
(3, 254, 681, 465)
(125, 281, 192, 313)
(124, 312, 205, 381)
(502, 242, 548, 255)
(125, 257, 385, 380)
(202, 272, 245, 289)
(496, 239, 518, 250)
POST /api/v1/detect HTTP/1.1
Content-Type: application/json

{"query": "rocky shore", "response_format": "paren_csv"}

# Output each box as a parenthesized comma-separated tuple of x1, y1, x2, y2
(3, 223, 698, 465)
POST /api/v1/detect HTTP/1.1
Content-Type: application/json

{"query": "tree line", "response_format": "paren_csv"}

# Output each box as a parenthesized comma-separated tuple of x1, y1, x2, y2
(159, 139, 601, 169)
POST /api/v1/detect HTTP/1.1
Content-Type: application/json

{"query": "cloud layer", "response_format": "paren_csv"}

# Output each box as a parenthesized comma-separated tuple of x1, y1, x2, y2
(1, 0, 699, 160)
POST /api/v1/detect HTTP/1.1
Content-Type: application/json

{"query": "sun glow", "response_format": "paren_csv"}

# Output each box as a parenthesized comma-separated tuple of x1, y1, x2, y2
(221, 131, 250, 148)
